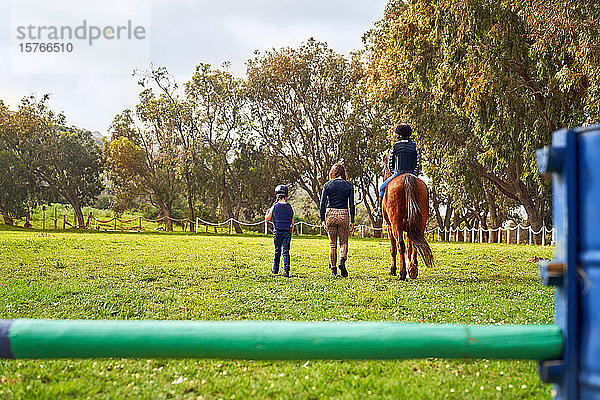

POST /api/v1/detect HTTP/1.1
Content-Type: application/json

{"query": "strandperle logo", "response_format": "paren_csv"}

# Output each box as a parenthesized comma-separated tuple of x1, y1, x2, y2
(9, 0, 151, 74)
(16, 20, 147, 46)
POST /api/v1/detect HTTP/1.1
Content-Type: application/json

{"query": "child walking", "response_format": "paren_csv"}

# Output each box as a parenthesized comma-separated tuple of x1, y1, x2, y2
(265, 184, 294, 277)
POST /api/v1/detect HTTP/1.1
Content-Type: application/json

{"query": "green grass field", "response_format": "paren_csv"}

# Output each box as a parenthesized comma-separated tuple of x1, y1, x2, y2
(0, 226, 554, 399)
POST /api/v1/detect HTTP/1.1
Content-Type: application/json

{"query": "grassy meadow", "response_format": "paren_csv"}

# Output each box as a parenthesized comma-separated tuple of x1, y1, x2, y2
(0, 225, 554, 399)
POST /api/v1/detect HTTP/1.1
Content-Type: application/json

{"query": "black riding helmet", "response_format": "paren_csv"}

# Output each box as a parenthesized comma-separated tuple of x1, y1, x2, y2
(275, 184, 288, 196)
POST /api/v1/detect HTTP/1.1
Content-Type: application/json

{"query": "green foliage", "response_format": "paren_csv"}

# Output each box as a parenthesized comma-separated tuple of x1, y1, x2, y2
(93, 195, 113, 210)
(0, 96, 103, 227)
(105, 105, 182, 230)
(105, 65, 293, 231)
(0, 228, 553, 398)
(0, 126, 32, 223)
(186, 64, 254, 227)
(344, 59, 393, 226)
(246, 39, 360, 207)
(364, 0, 599, 230)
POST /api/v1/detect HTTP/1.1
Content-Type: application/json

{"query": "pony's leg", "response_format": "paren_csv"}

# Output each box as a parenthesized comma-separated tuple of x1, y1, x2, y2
(398, 234, 407, 281)
(406, 236, 418, 279)
(388, 227, 397, 276)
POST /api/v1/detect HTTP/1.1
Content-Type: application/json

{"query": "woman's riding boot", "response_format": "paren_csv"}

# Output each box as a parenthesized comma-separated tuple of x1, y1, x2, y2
(338, 258, 348, 277)
(331, 265, 337, 276)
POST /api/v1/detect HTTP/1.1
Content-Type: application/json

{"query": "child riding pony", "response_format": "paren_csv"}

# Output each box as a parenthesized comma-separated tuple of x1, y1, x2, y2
(380, 124, 433, 280)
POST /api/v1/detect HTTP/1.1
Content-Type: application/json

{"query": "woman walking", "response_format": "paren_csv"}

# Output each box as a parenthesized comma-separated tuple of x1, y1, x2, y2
(320, 163, 355, 277)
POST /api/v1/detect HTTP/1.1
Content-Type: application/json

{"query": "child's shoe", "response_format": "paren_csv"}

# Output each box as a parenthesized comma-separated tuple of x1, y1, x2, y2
(272, 266, 279, 274)
(331, 266, 337, 276)
(283, 269, 290, 278)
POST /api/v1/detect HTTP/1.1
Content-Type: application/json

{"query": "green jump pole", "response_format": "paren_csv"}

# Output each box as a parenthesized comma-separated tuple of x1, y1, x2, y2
(0, 319, 562, 360)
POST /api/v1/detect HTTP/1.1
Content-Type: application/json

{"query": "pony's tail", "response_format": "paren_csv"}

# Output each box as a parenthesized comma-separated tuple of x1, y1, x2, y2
(403, 174, 434, 268)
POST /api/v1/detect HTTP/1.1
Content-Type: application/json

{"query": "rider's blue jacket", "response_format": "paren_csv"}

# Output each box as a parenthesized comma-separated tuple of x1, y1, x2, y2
(387, 139, 421, 175)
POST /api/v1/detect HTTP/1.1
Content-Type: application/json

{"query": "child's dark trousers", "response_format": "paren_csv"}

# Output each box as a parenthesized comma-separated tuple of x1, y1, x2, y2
(273, 230, 291, 273)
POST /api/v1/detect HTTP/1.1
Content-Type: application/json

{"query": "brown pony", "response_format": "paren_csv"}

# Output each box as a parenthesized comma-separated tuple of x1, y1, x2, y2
(382, 163, 434, 280)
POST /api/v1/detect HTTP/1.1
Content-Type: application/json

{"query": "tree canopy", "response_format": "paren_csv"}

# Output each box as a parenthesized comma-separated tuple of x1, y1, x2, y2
(3, 1, 598, 233)
(364, 0, 600, 231)
(0, 96, 102, 227)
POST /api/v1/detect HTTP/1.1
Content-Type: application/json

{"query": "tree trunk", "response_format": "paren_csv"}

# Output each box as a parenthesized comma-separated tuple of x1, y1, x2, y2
(443, 195, 454, 241)
(513, 180, 544, 244)
(2, 210, 13, 225)
(431, 189, 444, 230)
(233, 220, 243, 234)
(521, 199, 544, 245)
(226, 204, 243, 234)
(372, 214, 383, 238)
(24, 211, 32, 228)
(479, 211, 489, 242)
(362, 186, 383, 238)
(73, 206, 84, 229)
(484, 186, 501, 243)
(158, 203, 173, 231)
(185, 171, 195, 232)
(62, 192, 85, 228)
(475, 162, 545, 244)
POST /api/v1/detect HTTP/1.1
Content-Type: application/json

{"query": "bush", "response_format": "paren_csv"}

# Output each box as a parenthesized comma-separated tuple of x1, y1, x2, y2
(94, 195, 113, 210)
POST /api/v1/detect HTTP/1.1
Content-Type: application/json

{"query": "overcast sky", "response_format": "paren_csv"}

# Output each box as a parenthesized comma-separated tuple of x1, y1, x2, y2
(0, 0, 388, 135)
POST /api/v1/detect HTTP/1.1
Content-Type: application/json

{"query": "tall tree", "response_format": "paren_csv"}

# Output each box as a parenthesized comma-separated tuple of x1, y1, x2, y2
(0, 96, 102, 227)
(186, 64, 248, 232)
(246, 39, 359, 208)
(364, 0, 598, 232)
(0, 101, 31, 224)
(343, 60, 392, 236)
(104, 108, 182, 231)
(135, 67, 201, 228)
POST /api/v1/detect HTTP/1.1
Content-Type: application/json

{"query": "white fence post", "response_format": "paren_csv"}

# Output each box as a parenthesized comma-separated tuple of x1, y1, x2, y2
(517, 226, 521, 245)
(479, 227, 483, 243)
(229, 219, 233, 235)
(542, 225, 546, 246)
(195, 217, 199, 234)
(529, 227, 532, 245)
(498, 229, 502, 244)
(264, 220, 268, 235)
(361, 225, 365, 238)
(471, 228, 475, 243)
(300, 222, 303, 236)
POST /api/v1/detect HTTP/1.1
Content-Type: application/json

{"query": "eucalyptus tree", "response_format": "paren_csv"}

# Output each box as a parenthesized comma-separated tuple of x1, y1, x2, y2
(135, 67, 201, 227)
(0, 96, 102, 227)
(364, 0, 598, 233)
(342, 59, 392, 236)
(185, 64, 248, 233)
(246, 39, 359, 209)
(105, 107, 182, 231)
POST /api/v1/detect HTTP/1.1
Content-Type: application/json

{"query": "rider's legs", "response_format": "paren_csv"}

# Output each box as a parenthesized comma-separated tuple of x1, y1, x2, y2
(379, 173, 399, 197)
